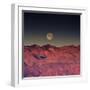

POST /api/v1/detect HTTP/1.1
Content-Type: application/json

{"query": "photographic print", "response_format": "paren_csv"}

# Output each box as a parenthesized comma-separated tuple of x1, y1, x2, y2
(11, 5, 87, 86)
(23, 11, 80, 78)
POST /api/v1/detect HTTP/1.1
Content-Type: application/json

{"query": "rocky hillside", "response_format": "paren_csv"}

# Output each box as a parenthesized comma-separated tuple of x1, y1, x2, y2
(24, 44, 80, 77)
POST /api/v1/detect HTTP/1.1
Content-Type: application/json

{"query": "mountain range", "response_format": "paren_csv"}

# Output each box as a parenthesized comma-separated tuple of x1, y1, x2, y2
(24, 44, 80, 77)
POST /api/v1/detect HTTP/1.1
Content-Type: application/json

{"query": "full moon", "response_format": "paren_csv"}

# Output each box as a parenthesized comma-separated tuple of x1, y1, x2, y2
(46, 33, 54, 40)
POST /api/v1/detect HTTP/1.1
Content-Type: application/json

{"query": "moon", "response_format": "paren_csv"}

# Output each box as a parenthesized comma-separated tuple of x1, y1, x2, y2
(46, 33, 54, 40)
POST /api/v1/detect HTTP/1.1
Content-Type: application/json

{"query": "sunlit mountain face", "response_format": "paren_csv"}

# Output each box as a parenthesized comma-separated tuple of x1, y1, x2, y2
(23, 11, 80, 77)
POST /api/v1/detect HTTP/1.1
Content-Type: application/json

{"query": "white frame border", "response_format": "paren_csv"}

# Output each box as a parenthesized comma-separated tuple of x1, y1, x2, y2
(11, 4, 87, 87)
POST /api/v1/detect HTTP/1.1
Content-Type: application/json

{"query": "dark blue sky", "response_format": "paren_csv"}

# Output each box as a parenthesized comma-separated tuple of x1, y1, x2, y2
(23, 11, 80, 46)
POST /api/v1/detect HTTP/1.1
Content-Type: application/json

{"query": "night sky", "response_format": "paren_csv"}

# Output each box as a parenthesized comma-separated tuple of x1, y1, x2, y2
(23, 11, 80, 47)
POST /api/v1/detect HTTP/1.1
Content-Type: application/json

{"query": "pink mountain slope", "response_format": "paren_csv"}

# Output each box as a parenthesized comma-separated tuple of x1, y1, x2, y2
(24, 44, 80, 77)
